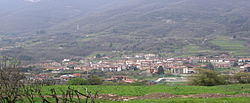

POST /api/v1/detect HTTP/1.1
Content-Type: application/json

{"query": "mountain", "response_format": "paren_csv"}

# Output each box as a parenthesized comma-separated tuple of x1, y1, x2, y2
(0, 0, 120, 33)
(0, 0, 250, 62)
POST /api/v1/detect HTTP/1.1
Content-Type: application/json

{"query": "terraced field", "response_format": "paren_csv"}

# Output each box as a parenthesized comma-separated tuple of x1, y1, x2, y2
(210, 39, 249, 56)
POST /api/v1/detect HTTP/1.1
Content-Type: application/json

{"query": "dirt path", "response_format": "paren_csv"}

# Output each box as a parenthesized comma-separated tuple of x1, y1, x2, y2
(97, 93, 250, 101)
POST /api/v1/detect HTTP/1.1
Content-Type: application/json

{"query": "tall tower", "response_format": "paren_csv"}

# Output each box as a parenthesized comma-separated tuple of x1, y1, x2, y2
(75, 24, 80, 32)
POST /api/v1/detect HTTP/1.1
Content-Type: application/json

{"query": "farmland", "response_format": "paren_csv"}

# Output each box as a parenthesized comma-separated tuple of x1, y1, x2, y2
(17, 97, 250, 103)
(210, 38, 249, 56)
(42, 84, 250, 96)
(36, 84, 250, 102)
(103, 98, 250, 103)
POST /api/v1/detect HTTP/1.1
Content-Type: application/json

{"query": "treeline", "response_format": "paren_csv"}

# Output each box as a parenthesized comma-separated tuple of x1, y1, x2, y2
(190, 69, 250, 86)
(67, 76, 103, 85)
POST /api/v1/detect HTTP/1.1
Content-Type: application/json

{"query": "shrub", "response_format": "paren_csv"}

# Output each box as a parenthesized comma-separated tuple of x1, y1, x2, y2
(67, 78, 89, 85)
(130, 80, 148, 86)
(102, 81, 129, 85)
(234, 72, 250, 84)
(190, 69, 226, 86)
(87, 75, 103, 85)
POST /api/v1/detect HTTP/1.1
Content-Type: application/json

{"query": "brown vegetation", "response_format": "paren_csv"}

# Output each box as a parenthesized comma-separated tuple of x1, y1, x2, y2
(0, 56, 99, 103)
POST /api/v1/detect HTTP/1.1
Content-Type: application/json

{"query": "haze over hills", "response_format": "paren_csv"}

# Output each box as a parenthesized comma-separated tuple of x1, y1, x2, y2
(0, 0, 250, 62)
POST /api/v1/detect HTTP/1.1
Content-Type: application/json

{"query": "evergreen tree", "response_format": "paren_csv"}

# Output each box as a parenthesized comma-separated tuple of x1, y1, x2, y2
(157, 66, 165, 75)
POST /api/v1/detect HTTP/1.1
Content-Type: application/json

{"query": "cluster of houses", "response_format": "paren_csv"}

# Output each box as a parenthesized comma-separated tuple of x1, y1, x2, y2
(24, 54, 250, 83)
(26, 54, 250, 73)
(105, 76, 136, 83)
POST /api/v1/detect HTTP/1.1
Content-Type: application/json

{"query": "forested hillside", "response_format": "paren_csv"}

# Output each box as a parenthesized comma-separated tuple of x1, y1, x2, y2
(1, 0, 250, 61)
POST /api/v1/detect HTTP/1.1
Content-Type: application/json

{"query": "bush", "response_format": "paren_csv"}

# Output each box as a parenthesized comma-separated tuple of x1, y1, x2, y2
(130, 81, 148, 86)
(102, 81, 129, 85)
(102, 81, 117, 85)
(67, 78, 89, 85)
(190, 69, 226, 86)
(234, 72, 250, 84)
(87, 75, 103, 85)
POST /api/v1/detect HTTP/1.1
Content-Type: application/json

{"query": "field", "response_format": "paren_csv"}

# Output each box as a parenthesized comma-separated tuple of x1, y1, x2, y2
(37, 84, 250, 103)
(102, 98, 250, 103)
(42, 84, 250, 96)
(210, 38, 249, 56)
(179, 45, 213, 56)
(16, 97, 250, 103)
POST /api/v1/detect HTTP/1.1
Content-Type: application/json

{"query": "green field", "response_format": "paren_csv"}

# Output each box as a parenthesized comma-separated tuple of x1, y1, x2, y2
(14, 84, 250, 103)
(42, 84, 250, 96)
(101, 98, 250, 103)
(180, 45, 212, 56)
(210, 39, 249, 56)
(17, 97, 250, 103)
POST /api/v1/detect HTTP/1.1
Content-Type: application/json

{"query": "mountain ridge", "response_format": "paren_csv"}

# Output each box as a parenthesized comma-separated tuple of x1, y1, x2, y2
(0, 0, 250, 61)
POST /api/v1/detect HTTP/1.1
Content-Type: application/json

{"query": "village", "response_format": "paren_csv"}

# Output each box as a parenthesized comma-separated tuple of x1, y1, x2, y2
(22, 53, 250, 85)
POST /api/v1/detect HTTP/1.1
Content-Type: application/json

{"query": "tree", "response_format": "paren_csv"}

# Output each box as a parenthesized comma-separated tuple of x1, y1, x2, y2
(0, 56, 100, 103)
(109, 43, 113, 48)
(87, 75, 103, 85)
(95, 54, 102, 58)
(128, 65, 139, 71)
(67, 78, 89, 85)
(157, 66, 165, 75)
(233, 62, 238, 67)
(0, 56, 25, 103)
(190, 69, 226, 86)
(205, 63, 215, 70)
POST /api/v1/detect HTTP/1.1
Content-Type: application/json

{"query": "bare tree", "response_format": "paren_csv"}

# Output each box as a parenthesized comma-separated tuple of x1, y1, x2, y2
(0, 56, 99, 103)
(0, 56, 24, 103)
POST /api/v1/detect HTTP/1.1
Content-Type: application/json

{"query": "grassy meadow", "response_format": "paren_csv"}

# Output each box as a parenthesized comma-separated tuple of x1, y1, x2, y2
(100, 98, 250, 103)
(15, 84, 250, 103)
(41, 84, 250, 96)
(17, 97, 250, 103)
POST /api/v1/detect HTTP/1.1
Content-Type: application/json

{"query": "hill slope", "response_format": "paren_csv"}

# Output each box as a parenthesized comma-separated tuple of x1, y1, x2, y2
(1, 0, 250, 61)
